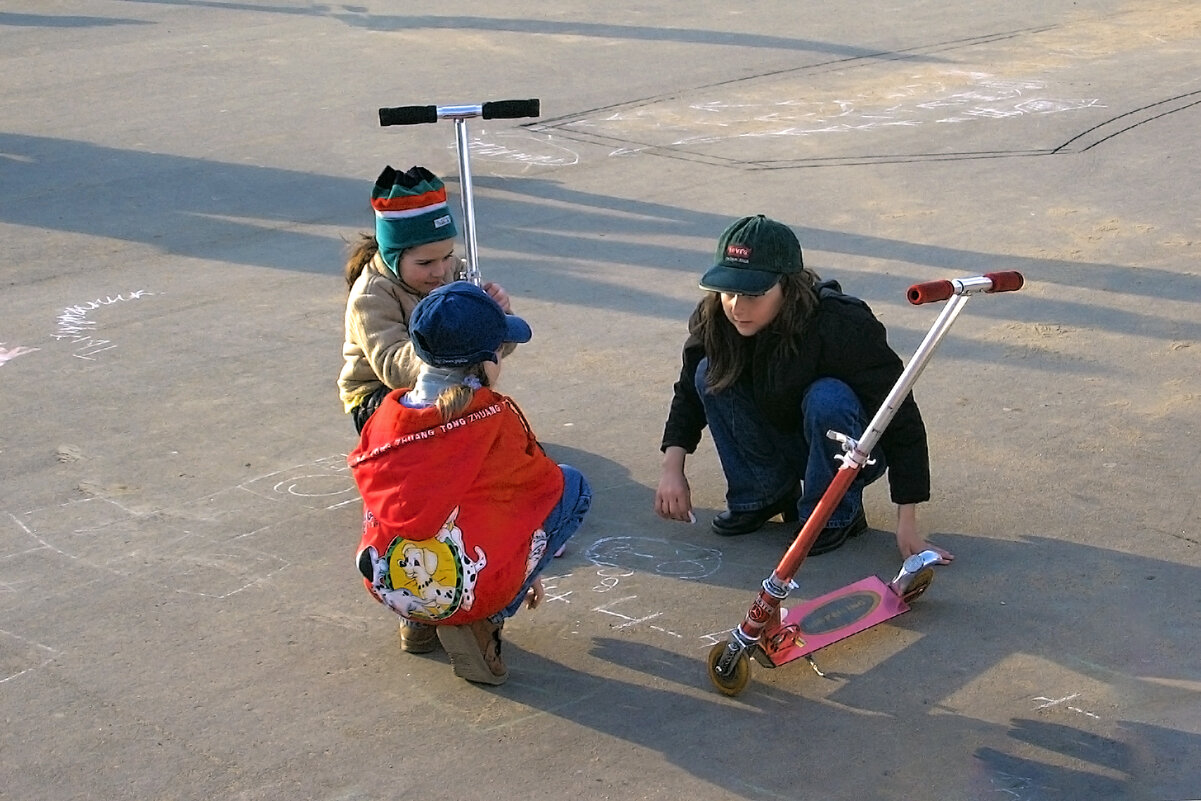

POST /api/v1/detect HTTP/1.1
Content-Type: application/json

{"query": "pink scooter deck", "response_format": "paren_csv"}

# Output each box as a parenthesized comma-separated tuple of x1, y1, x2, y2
(759, 576, 908, 666)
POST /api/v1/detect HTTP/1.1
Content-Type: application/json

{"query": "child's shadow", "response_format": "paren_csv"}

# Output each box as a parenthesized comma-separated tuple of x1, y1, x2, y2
(540, 441, 637, 494)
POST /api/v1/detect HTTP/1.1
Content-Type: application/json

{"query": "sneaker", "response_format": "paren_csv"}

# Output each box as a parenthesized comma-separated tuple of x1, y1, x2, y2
(808, 509, 869, 556)
(437, 618, 509, 685)
(553, 543, 567, 558)
(398, 619, 438, 654)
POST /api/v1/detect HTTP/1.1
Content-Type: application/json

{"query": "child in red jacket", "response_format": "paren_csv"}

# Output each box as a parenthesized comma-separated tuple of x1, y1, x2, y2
(349, 282, 590, 685)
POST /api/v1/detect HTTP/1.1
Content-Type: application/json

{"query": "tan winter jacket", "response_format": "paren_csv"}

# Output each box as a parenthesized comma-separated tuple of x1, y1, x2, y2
(338, 253, 456, 412)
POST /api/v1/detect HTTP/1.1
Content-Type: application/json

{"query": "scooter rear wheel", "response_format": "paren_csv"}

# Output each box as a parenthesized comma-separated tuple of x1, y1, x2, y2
(707, 642, 751, 696)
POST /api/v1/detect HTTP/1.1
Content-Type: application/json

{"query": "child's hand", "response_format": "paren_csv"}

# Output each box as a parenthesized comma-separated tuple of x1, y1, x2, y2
(525, 576, 545, 609)
(654, 470, 694, 523)
(895, 504, 953, 563)
(483, 281, 512, 313)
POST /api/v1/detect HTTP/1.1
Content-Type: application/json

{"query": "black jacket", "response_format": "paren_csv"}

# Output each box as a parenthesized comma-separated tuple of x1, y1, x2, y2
(660, 281, 931, 505)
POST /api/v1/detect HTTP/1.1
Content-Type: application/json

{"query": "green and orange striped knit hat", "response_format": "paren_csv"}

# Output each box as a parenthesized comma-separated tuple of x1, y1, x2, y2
(372, 165, 459, 275)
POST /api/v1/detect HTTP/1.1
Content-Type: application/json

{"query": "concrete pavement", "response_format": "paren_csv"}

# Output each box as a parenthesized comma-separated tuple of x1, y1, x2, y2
(2, 2, 1199, 799)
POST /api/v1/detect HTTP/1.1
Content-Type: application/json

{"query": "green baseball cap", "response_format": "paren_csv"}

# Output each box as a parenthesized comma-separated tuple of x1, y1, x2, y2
(699, 215, 803, 295)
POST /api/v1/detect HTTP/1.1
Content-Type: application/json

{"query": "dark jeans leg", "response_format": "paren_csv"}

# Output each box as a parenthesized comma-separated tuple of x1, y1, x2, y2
(695, 358, 804, 513)
(798, 378, 887, 529)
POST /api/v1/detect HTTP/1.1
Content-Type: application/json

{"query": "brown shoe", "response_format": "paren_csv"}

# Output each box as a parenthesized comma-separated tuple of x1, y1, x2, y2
(437, 618, 509, 685)
(398, 619, 438, 654)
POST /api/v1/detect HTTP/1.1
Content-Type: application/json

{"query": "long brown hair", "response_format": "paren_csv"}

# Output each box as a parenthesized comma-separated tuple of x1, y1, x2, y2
(344, 233, 379, 291)
(699, 268, 822, 392)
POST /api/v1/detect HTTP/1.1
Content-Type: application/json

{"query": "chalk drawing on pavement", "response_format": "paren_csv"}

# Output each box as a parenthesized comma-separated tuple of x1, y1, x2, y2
(584, 72, 1102, 147)
(0, 343, 39, 367)
(0, 628, 59, 685)
(0, 455, 359, 601)
(52, 290, 155, 360)
(460, 130, 580, 168)
(585, 536, 723, 580)
(238, 455, 356, 509)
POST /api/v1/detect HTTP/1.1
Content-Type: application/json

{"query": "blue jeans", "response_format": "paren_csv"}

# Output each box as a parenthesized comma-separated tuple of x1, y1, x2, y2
(495, 464, 591, 620)
(695, 360, 886, 529)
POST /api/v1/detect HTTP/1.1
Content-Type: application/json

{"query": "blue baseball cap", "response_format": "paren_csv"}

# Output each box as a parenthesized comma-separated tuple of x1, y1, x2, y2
(409, 282, 532, 367)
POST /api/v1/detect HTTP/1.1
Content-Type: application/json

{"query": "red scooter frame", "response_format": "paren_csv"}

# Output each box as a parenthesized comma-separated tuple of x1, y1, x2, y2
(379, 98, 541, 287)
(707, 271, 1025, 696)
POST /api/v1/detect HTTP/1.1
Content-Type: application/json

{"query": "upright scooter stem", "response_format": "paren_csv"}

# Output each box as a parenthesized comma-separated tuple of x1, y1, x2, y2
(379, 99, 541, 286)
(708, 271, 1025, 696)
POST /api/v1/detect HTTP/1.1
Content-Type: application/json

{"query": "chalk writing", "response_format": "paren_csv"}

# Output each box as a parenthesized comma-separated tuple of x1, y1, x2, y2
(348, 404, 504, 464)
(592, 565, 634, 593)
(52, 290, 155, 360)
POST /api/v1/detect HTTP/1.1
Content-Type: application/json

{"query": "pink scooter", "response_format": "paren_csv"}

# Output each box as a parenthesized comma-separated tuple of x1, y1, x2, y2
(707, 271, 1026, 696)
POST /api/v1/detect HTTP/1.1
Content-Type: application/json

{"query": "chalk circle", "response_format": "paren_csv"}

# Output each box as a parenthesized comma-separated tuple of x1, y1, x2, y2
(584, 536, 722, 580)
(272, 474, 355, 498)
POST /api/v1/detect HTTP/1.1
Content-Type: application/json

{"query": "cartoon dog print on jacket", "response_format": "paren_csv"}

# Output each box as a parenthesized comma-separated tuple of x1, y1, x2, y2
(362, 507, 487, 621)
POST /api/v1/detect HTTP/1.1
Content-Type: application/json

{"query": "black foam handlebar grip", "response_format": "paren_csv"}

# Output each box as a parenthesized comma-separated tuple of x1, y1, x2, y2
(379, 105, 438, 127)
(907, 280, 954, 305)
(983, 271, 1025, 293)
(482, 99, 540, 120)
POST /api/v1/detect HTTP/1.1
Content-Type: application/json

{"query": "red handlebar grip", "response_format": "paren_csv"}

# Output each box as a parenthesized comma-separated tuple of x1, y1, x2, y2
(907, 280, 954, 305)
(983, 271, 1024, 293)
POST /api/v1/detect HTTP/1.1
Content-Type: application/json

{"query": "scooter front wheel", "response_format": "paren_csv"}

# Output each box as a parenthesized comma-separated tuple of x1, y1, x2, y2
(902, 566, 934, 603)
(707, 642, 751, 696)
